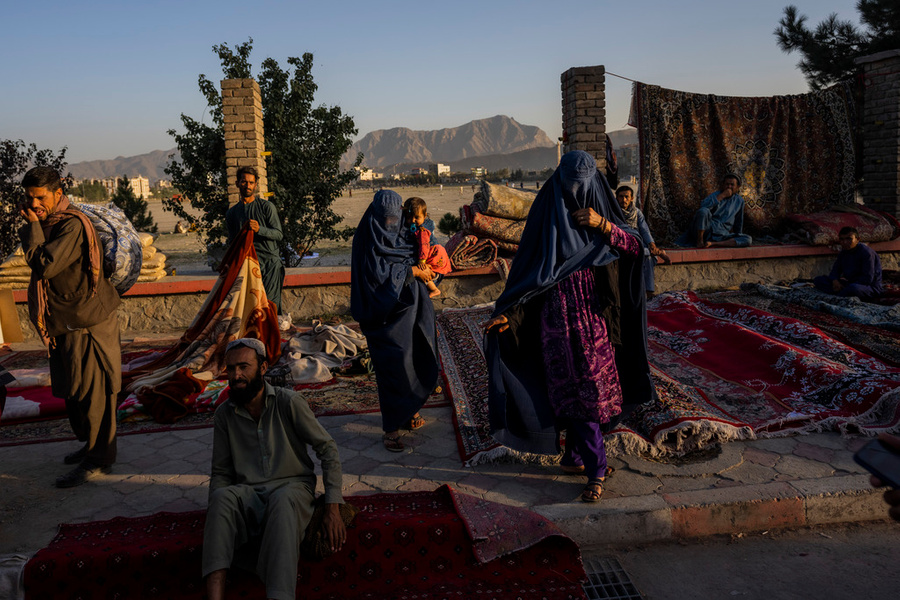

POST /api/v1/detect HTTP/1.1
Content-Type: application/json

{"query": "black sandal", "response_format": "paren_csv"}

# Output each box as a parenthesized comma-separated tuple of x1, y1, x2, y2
(382, 433, 404, 452)
(581, 479, 604, 503)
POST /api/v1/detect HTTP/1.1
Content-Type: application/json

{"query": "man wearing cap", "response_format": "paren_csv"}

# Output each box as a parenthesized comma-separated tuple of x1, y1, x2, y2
(679, 173, 752, 248)
(202, 338, 345, 600)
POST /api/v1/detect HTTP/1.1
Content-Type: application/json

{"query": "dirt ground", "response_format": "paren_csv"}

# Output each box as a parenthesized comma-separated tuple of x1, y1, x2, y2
(148, 183, 523, 275)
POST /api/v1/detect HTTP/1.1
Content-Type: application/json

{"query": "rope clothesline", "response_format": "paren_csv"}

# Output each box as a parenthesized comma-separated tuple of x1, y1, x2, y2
(606, 71, 640, 84)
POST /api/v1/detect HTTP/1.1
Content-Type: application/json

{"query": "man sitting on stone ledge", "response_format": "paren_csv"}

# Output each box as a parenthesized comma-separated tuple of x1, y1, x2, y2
(202, 338, 345, 600)
(813, 226, 883, 300)
(677, 173, 752, 248)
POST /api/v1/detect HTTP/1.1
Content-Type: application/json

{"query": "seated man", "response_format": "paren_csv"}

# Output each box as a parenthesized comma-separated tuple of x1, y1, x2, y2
(679, 174, 752, 248)
(203, 338, 346, 600)
(615, 185, 670, 295)
(813, 226, 883, 300)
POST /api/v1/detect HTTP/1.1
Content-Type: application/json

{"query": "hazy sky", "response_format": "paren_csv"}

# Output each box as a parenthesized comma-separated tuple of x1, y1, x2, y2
(3, 0, 862, 163)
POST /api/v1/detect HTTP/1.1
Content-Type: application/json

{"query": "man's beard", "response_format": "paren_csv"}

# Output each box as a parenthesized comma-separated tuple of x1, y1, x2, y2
(229, 370, 266, 406)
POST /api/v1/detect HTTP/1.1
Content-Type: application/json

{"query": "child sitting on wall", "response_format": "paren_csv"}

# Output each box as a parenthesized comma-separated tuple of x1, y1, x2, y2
(403, 197, 452, 298)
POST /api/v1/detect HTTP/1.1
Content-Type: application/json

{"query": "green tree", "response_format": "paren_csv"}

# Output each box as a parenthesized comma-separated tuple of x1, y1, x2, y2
(775, 1, 900, 89)
(111, 176, 158, 233)
(165, 38, 362, 266)
(70, 180, 109, 202)
(0, 139, 69, 259)
(437, 212, 461, 236)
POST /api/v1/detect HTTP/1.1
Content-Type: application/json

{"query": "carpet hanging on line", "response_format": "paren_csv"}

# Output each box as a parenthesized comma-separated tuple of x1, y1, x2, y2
(629, 81, 857, 242)
(23, 485, 586, 600)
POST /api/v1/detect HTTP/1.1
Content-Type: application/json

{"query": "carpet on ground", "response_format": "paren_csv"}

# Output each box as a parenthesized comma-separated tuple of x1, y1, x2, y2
(647, 291, 900, 436)
(0, 375, 447, 447)
(436, 305, 734, 463)
(0, 340, 180, 426)
(23, 485, 586, 600)
(744, 282, 900, 328)
(437, 296, 900, 464)
(630, 81, 857, 242)
(704, 288, 900, 367)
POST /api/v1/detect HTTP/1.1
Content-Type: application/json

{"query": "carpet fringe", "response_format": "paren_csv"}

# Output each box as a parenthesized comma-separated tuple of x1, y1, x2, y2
(606, 420, 755, 459)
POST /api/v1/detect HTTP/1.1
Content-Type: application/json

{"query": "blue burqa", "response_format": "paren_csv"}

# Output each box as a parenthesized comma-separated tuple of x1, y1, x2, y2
(486, 151, 656, 454)
(350, 190, 439, 432)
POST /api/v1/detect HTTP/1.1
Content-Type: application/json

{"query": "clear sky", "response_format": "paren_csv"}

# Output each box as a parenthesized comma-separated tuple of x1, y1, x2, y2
(3, 0, 863, 163)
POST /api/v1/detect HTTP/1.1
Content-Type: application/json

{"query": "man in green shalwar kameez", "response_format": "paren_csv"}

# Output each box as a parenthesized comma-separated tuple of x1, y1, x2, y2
(225, 167, 285, 313)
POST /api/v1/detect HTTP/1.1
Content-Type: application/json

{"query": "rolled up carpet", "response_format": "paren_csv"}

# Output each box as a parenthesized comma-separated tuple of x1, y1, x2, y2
(446, 231, 498, 270)
(471, 212, 526, 245)
(481, 181, 535, 220)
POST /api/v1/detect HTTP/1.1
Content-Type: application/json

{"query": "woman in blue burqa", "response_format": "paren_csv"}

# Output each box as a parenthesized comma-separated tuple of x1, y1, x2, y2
(483, 151, 656, 502)
(351, 190, 439, 453)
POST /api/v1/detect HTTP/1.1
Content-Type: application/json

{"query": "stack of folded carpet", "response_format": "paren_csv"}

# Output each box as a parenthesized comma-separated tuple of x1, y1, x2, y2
(0, 233, 167, 288)
(138, 232, 167, 282)
(0, 248, 31, 289)
(446, 181, 534, 270)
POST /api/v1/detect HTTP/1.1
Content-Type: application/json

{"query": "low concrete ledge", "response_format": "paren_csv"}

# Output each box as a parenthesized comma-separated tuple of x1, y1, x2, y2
(540, 477, 889, 551)
(667, 238, 900, 264)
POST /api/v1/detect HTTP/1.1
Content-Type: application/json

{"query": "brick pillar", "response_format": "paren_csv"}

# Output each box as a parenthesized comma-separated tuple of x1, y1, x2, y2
(221, 78, 268, 206)
(856, 50, 900, 217)
(560, 66, 606, 170)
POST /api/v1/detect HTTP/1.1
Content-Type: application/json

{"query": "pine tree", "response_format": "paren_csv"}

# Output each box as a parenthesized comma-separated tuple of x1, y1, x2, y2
(111, 176, 157, 233)
(775, 1, 900, 89)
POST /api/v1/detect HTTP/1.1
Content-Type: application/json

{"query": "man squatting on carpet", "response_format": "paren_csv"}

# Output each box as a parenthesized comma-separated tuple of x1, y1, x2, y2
(678, 173, 752, 248)
(813, 226, 883, 300)
(20, 166, 122, 489)
(202, 338, 346, 600)
(226, 166, 286, 314)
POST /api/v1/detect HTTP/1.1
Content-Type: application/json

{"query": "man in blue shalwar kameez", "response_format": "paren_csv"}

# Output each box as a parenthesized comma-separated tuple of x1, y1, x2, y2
(813, 226, 883, 300)
(679, 174, 752, 248)
(226, 167, 286, 314)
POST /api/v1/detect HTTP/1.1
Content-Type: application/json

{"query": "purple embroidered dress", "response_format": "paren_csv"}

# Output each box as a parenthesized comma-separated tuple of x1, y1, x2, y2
(541, 224, 639, 478)
(541, 224, 639, 422)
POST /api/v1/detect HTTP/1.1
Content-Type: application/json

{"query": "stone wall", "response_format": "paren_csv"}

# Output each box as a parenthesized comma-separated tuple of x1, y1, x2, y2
(17, 253, 899, 342)
(856, 50, 900, 217)
(560, 66, 606, 169)
(222, 78, 268, 205)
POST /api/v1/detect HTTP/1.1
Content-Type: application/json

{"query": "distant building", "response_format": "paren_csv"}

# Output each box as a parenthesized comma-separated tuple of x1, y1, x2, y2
(431, 163, 450, 177)
(616, 144, 638, 180)
(471, 167, 487, 179)
(354, 166, 382, 181)
(410, 167, 429, 177)
(156, 179, 173, 189)
(99, 175, 150, 200)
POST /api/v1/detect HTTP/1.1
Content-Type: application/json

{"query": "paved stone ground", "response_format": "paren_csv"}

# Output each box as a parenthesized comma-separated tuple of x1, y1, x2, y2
(1, 399, 893, 559)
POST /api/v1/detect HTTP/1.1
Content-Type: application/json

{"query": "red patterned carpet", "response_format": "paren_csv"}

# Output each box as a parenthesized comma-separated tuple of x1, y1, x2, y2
(24, 486, 586, 600)
(437, 293, 900, 463)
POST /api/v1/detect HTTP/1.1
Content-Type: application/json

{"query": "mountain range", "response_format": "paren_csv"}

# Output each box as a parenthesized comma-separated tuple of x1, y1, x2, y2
(66, 116, 637, 181)
(342, 115, 555, 170)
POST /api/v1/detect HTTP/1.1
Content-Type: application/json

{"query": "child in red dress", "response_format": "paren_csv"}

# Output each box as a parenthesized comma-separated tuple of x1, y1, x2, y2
(403, 197, 452, 297)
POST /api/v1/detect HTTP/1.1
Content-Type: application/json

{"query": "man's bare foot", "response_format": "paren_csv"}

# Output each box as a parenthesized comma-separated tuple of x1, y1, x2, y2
(429, 288, 441, 298)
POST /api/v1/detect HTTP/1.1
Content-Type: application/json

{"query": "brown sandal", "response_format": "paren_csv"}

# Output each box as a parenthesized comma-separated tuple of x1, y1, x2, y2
(581, 479, 604, 503)
(405, 414, 426, 430)
(382, 433, 404, 452)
